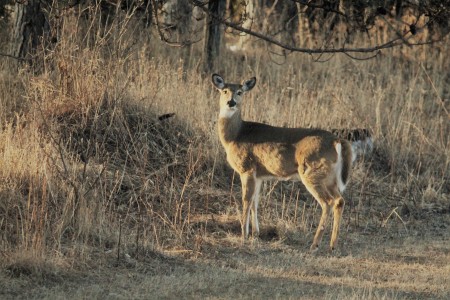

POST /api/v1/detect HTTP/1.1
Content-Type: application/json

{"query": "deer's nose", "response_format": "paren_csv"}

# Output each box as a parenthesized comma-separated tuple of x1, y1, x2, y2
(227, 99, 236, 107)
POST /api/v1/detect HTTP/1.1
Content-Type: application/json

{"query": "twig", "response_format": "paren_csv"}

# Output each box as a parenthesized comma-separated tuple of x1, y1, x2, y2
(0, 52, 29, 61)
(419, 63, 450, 118)
(150, 0, 201, 47)
(117, 217, 122, 262)
(343, 51, 381, 61)
(382, 207, 408, 233)
(291, 0, 349, 20)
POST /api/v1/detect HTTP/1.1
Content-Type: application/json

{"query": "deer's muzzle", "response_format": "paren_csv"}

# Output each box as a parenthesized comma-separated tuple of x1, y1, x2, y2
(227, 99, 237, 107)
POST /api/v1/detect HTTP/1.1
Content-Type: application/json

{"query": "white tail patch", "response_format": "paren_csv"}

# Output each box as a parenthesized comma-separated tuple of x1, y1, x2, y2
(335, 143, 346, 193)
(331, 128, 373, 162)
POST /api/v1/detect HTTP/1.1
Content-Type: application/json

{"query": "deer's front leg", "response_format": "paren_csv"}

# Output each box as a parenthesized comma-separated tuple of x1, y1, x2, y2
(250, 178, 262, 237)
(240, 173, 256, 239)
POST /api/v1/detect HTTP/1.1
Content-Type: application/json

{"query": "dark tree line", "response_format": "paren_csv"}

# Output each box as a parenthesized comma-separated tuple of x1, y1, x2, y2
(0, 0, 449, 71)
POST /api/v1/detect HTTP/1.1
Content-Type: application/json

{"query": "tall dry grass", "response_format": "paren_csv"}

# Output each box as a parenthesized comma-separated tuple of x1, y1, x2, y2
(0, 4, 449, 275)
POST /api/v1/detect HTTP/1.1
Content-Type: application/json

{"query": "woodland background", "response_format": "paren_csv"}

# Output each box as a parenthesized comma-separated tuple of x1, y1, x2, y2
(0, 1, 449, 298)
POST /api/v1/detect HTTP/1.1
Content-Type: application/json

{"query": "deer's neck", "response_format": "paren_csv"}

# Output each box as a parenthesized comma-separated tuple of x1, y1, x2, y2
(218, 112, 243, 145)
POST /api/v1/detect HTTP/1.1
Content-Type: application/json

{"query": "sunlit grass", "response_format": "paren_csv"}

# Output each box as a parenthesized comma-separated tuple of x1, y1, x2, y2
(0, 5, 449, 299)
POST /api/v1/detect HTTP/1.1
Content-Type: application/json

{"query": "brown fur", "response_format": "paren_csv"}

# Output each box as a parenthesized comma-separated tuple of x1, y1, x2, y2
(212, 74, 353, 251)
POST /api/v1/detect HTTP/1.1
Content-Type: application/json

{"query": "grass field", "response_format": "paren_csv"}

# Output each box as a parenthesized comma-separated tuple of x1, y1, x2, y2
(1, 7, 449, 299)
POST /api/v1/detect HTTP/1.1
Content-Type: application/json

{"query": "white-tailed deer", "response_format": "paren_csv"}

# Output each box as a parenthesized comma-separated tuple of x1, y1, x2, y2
(212, 73, 354, 252)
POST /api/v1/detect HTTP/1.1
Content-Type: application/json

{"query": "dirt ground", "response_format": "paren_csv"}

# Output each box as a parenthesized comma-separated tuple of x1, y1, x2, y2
(1, 212, 449, 300)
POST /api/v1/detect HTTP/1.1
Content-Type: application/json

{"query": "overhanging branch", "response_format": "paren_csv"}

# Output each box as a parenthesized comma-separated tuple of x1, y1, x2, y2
(0, 52, 30, 61)
(191, 0, 449, 55)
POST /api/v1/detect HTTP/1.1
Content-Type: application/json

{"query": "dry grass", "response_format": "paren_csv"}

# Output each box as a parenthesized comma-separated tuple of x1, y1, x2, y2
(0, 5, 449, 299)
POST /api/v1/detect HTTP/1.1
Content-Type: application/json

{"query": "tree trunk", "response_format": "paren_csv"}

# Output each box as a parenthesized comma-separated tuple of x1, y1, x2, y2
(177, 0, 192, 78)
(9, 0, 48, 63)
(203, 0, 225, 73)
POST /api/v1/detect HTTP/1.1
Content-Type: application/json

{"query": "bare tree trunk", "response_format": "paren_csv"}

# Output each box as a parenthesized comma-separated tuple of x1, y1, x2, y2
(177, 1, 192, 78)
(9, 0, 48, 65)
(203, 0, 225, 73)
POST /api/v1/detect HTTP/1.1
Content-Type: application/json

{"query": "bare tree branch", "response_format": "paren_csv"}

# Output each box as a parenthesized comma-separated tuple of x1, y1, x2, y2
(190, 0, 450, 55)
(0, 52, 29, 61)
(343, 51, 381, 61)
(150, 0, 201, 47)
(150, 0, 186, 47)
(291, 0, 349, 20)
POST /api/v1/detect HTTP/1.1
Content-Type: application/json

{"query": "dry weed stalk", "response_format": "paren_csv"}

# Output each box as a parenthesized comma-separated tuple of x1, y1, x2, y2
(0, 1, 448, 267)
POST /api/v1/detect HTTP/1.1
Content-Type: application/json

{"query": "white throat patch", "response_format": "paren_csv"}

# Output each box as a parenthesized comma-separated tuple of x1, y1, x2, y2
(219, 106, 237, 118)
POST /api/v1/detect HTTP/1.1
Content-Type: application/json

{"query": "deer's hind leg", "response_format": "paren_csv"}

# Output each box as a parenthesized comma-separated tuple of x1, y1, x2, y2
(300, 180, 334, 252)
(329, 186, 345, 251)
(300, 176, 346, 252)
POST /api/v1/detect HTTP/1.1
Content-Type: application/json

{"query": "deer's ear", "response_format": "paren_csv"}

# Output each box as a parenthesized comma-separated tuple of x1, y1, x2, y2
(212, 74, 225, 90)
(242, 77, 256, 92)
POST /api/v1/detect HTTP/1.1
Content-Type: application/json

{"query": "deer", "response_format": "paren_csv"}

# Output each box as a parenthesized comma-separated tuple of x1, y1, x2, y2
(211, 73, 356, 252)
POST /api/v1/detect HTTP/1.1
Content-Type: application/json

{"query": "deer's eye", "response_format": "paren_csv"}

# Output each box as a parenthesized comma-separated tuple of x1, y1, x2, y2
(223, 90, 228, 94)
(236, 91, 242, 96)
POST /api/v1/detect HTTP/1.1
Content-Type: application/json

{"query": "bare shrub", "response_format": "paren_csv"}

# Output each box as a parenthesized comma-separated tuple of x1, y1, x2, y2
(0, 1, 448, 272)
